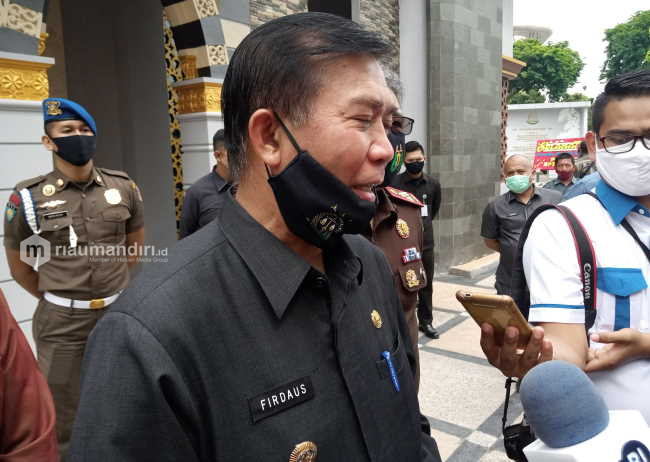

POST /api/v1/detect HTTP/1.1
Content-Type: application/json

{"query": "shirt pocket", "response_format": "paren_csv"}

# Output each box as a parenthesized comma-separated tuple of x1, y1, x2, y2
(39, 213, 73, 245)
(375, 331, 406, 381)
(397, 262, 426, 293)
(597, 267, 648, 331)
(101, 205, 132, 237)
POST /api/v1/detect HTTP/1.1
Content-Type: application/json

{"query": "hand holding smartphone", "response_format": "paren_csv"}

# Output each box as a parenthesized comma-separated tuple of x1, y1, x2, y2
(456, 290, 533, 348)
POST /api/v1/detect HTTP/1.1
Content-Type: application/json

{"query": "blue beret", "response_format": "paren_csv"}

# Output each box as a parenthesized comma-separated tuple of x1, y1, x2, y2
(42, 98, 97, 135)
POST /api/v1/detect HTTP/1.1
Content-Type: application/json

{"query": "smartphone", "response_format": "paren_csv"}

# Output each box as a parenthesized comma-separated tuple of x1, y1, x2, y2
(455, 290, 532, 348)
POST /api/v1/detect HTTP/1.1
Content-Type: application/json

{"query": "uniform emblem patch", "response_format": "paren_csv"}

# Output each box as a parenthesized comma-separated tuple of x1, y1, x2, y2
(396, 218, 410, 239)
(371, 309, 383, 329)
(46, 100, 63, 115)
(5, 203, 16, 222)
(401, 247, 421, 264)
(405, 269, 419, 288)
(248, 376, 315, 424)
(42, 184, 56, 197)
(289, 441, 318, 462)
(310, 207, 344, 240)
(104, 188, 122, 205)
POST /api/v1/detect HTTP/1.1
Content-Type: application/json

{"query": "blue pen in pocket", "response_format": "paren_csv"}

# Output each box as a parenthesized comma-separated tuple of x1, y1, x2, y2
(382, 350, 400, 392)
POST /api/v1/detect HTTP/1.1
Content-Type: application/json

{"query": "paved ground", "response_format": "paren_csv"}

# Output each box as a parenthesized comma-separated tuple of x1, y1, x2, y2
(418, 271, 523, 462)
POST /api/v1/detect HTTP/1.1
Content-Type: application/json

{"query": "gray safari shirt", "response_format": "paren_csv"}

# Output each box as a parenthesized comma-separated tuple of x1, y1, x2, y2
(68, 192, 441, 462)
(481, 186, 561, 294)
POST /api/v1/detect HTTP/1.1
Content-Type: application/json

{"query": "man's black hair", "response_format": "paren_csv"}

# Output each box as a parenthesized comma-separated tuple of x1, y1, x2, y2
(592, 69, 650, 135)
(578, 141, 588, 155)
(554, 152, 575, 166)
(213, 129, 225, 151)
(405, 140, 424, 154)
(221, 12, 390, 180)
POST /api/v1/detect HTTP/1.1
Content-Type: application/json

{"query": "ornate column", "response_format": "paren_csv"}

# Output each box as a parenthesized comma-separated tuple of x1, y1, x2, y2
(172, 77, 223, 185)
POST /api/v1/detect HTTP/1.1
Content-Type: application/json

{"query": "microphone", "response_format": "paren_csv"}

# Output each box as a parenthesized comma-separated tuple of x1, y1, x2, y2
(520, 360, 650, 461)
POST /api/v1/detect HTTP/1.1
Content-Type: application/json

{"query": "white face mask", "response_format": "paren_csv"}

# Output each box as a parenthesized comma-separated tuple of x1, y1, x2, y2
(595, 139, 650, 197)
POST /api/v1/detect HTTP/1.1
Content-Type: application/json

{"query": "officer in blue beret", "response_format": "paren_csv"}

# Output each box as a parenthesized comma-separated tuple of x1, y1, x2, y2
(3, 97, 145, 458)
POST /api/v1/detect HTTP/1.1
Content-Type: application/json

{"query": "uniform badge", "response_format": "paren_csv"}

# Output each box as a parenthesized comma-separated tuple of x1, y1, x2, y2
(396, 218, 410, 239)
(40, 199, 67, 209)
(401, 247, 421, 264)
(131, 181, 143, 202)
(56, 178, 64, 187)
(289, 441, 317, 462)
(371, 309, 383, 329)
(42, 184, 56, 196)
(405, 269, 419, 288)
(5, 203, 16, 222)
(46, 100, 62, 116)
(104, 188, 122, 205)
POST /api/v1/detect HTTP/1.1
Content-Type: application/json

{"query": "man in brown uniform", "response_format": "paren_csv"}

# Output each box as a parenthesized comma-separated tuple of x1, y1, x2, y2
(3, 97, 144, 458)
(366, 109, 427, 387)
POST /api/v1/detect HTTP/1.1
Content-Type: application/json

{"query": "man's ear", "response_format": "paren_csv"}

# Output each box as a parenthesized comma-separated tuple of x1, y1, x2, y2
(42, 135, 56, 152)
(248, 109, 282, 172)
(585, 131, 597, 161)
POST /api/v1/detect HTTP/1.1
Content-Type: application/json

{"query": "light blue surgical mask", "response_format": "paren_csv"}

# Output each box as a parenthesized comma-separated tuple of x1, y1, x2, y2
(505, 174, 531, 194)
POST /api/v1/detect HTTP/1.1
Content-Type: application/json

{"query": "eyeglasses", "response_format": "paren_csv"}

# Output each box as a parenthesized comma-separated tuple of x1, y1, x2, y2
(391, 116, 414, 135)
(599, 134, 650, 154)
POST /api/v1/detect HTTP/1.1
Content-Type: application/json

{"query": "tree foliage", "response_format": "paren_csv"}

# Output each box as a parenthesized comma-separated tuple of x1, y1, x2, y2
(601, 10, 650, 80)
(508, 39, 584, 103)
(561, 92, 591, 102)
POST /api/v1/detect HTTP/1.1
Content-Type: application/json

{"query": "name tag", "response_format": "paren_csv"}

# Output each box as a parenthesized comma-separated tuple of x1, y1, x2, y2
(421, 205, 428, 217)
(507, 212, 518, 217)
(43, 211, 68, 220)
(248, 376, 314, 424)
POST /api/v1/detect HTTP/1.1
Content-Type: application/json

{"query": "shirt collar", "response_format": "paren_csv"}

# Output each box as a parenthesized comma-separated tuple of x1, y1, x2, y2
(52, 166, 104, 191)
(595, 179, 650, 225)
(211, 168, 229, 192)
(219, 193, 362, 319)
(506, 185, 539, 202)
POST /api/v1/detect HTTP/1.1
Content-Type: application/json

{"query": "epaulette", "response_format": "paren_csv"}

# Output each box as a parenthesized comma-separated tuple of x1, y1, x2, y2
(15, 175, 46, 191)
(98, 167, 130, 180)
(384, 186, 424, 207)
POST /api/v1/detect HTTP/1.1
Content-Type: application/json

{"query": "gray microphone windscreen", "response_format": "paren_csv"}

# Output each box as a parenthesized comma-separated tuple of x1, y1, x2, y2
(520, 360, 609, 448)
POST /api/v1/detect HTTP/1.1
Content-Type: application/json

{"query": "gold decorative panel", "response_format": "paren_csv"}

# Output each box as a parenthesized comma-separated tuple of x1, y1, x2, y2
(0, 57, 52, 100)
(179, 54, 198, 79)
(38, 32, 49, 55)
(176, 81, 222, 114)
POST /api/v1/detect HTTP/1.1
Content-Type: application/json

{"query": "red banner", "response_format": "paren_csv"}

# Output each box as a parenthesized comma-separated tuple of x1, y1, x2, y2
(533, 138, 583, 170)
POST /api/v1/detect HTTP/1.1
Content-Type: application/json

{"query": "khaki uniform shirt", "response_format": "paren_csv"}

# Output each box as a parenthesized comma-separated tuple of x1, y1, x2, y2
(3, 167, 144, 299)
(368, 187, 426, 313)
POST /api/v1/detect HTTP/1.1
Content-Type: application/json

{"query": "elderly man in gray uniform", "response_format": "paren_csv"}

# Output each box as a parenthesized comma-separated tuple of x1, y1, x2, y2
(69, 12, 440, 462)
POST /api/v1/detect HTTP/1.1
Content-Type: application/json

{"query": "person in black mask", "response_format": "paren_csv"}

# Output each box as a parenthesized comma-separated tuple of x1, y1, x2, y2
(392, 140, 442, 339)
(3, 97, 144, 459)
(68, 13, 441, 462)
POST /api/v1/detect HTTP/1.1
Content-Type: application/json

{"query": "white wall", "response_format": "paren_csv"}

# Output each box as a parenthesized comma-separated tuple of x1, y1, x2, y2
(0, 97, 54, 351)
(399, 0, 428, 160)
(502, 0, 513, 56)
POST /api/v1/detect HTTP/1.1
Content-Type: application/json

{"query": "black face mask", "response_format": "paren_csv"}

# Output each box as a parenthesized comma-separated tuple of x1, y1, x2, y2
(382, 130, 406, 187)
(267, 114, 376, 249)
(51, 135, 96, 166)
(405, 161, 424, 175)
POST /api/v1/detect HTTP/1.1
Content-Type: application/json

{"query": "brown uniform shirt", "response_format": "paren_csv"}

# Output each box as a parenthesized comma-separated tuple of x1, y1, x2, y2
(368, 187, 426, 313)
(3, 167, 144, 300)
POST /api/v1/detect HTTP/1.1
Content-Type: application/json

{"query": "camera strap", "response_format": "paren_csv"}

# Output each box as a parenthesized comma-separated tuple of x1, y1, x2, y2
(501, 377, 518, 433)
